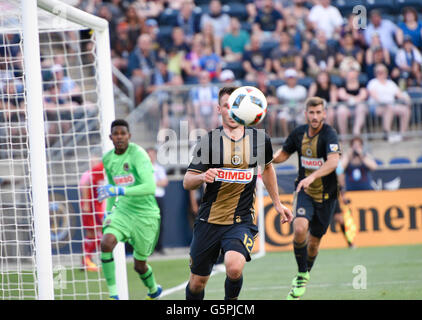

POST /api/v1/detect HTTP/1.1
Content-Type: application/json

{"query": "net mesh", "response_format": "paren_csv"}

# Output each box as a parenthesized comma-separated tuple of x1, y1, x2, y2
(0, 0, 108, 299)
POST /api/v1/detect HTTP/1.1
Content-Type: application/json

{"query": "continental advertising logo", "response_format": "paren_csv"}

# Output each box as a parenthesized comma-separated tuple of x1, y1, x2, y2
(253, 188, 422, 252)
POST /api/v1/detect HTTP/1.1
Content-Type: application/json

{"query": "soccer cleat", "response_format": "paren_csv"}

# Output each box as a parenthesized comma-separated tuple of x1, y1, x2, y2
(287, 271, 310, 300)
(81, 256, 99, 272)
(146, 284, 162, 300)
(108, 295, 119, 300)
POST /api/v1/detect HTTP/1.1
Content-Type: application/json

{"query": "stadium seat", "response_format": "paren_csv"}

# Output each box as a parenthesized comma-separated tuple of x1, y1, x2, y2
(389, 157, 412, 165)
(358, 73, 369, 86)
(416, 156, 422, 164)
(241, 80, 258, 87)
(330, 74, 344, 87)
(269, 79, 285, 89)
(225, 61, 244, 79)
(297, 77, 314, 89)
(395, 0, 422, 13)
(158, 8, 179, 26)
(375, 158, 384, 166)
(224, 3, 249, 21)
(276, 164, 296, 172)
(333, 0, 367, 17)
(366, 0, 396, 14)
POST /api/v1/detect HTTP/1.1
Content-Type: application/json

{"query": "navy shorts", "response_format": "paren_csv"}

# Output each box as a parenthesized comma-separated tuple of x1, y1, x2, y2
(189, 220, 258, 276)
(294, 190, 337, 238)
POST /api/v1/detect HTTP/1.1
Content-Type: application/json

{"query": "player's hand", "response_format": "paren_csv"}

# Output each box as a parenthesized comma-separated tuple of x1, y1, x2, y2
(275, 202, 293, 224)
(97, 184, 125, 202)
(296, 175, 316, 193)
(203, 168, 221, 184)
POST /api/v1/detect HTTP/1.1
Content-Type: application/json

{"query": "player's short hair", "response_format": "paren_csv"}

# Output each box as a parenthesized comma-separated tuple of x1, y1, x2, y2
(305, 96, 325, 110)
(218, 86, 238, 105)
(111, 119, 130, 132)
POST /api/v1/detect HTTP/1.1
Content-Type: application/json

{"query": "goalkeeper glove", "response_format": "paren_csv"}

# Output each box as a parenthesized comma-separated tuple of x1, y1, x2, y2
(97, 184, 125, 202)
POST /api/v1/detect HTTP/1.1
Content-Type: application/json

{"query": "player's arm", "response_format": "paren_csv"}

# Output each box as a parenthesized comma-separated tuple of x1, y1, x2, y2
(261, 163, 293, 224)
(296, 152, 339, 192)
(183, 168, 220, 190)
(273, 149, 291, 164)
(123, 150, 156, 197)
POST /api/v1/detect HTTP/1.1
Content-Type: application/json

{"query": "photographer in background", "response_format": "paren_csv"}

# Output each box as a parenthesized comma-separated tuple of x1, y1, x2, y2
(340, 136, 378, 191)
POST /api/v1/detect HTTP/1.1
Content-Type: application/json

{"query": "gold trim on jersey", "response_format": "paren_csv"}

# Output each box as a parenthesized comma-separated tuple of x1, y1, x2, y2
(208, 134, 252, 224)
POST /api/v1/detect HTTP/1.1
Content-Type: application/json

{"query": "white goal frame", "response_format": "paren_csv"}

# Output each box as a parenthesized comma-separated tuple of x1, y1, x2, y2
(22, 0, 128, 300)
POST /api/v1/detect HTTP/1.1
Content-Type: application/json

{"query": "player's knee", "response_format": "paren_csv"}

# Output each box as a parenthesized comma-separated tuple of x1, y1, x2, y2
(134, 261, 148, 275)
(101, 234, 117, 252)
(225, 252, 245, 280)
(189, 277, 207, 293)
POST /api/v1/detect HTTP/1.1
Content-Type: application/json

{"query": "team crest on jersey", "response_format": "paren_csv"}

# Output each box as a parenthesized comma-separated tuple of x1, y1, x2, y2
(305, 148, 313, 156)
(123, 162, 130, 171)
(231, 154, 242, 166)
(215, 168, 254, 184)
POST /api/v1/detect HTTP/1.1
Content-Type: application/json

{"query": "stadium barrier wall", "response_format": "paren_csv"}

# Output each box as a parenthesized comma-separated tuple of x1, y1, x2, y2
(253, 188, 422, 252)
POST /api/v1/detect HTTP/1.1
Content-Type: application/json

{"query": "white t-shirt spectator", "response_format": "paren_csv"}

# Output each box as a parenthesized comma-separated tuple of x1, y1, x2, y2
(200, 12, 231, 39)
(367, 78, 400, 104)
(364, 20, 398, 54)
(308, 4, 343, 39)
(153, 163, 167, 198)
(395, 47, 422, 69)
(276, 84, 307, 105)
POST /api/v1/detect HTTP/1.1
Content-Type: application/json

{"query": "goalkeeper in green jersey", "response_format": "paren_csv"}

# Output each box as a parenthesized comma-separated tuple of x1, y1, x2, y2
(98, 119, 162, 300)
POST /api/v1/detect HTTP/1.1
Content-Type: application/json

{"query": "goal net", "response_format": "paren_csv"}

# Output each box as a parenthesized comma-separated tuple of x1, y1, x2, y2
(0, 0, 123, 299)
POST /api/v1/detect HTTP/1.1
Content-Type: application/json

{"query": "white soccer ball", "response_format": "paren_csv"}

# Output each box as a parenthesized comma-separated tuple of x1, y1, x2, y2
(228, 86, 268, 126)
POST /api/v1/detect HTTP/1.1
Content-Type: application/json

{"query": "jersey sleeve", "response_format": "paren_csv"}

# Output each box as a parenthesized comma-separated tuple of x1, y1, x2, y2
(325, 127, 341, 155)
(282, 129, 298, 155)
(187, 133, 210, 173)
(264, 133, 274, 167)
(124, 147, 156, 197)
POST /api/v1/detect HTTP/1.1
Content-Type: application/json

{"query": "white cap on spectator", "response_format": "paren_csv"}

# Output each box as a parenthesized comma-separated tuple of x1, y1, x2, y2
(51, 64, 63, 73)
(219, 69, 235, 82)
(285, 68, 297, 78)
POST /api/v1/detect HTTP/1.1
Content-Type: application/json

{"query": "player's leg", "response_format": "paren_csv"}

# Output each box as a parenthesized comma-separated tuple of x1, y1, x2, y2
(101, 210, 129, 299)
(186, 221, 223, 300)
(220, 222, 257, 300)
(130, 215, 162, 299)
(288, 191, 314, 300)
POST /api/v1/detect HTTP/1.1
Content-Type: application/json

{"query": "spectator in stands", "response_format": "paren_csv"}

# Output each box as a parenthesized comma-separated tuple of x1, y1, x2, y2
(147, 147, 168, 254)
(275, 68, 307, 137)
(252, 0, 284, 39)
(365, 32, 400, 81)
(270, 31, 303, 80)
(336, 32, 364, 69)
(307, 0, 343, 40)
(106, 0, 125, 22)
(182, 34, 203, 84)
(97, 4, 118, 45)
(200, 22, 222, 57)
(283, 0, 310, 34)
(364, 10, 399, 55)
(336, 67, 369, 138)
(51, 64, 82, 104)
(144, 19, 163, 54)
(112, 22, 132, 75)
(175, 0, 199, 44)
(190, 70, 219, 131)
(367, 64, 412, 143)
(133, 0, 164, 19)
(341, 136, 378, 191)
(127, 34, 158, 104)
(395, 35, 422, 88)
(199, 44, 222, 81)
(200, 0, 231, 39)
(117, 5, 144, 52)
(396, 7, 422, 49)
(308, 70, 338, 125)
(340, 13, 366, 49)
(222, 17, 251, 63)
(219, 69, 236, 84)
(242, 34, 272, 82)
(165, 27, 191, 78)
(254, 71, 278, 133)
(306, 29, 336, 77)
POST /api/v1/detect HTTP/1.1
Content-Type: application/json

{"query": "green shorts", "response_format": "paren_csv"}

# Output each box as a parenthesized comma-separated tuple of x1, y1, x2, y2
(103, 209, 160, 261)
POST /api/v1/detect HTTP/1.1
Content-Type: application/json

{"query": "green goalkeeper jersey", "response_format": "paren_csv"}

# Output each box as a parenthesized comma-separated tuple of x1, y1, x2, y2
(102, 142, 160, 218)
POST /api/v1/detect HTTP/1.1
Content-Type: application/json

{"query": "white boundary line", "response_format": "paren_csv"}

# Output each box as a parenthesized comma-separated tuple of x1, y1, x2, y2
(160, 252, 266, 298)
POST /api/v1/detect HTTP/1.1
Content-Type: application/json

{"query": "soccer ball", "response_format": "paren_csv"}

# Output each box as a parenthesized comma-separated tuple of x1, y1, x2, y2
(228, 86, 268, 126)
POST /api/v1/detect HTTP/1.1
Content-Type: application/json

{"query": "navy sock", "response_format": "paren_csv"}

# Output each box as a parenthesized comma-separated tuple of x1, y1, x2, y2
(294, 240, 308, 273)
(185, 282, 204, 300)
(224, 275, 243, 300)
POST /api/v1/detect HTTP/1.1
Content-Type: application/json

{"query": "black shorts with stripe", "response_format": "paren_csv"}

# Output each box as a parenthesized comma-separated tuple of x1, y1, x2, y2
(294, 190, 337, 238)
(189, 220, 258, 276)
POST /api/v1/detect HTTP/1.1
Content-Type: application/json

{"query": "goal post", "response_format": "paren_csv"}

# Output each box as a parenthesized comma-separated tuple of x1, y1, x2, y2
(0, 0, 128, 299)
